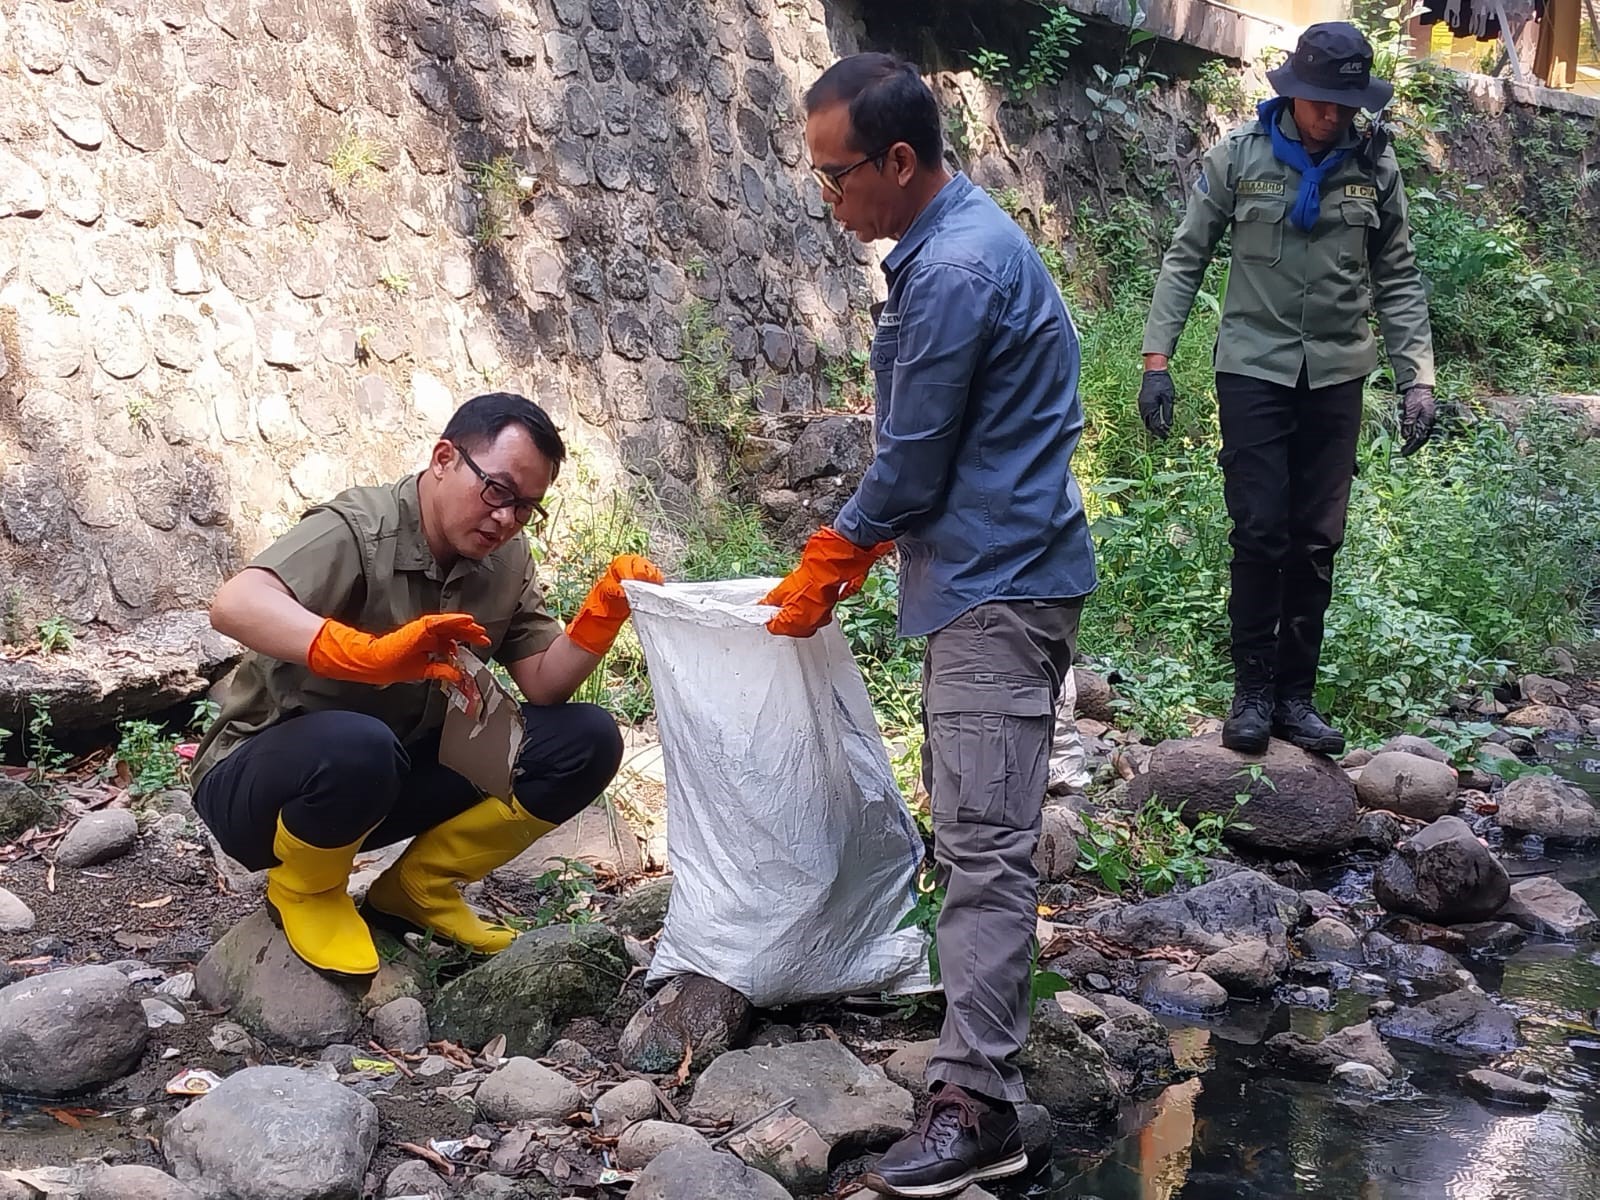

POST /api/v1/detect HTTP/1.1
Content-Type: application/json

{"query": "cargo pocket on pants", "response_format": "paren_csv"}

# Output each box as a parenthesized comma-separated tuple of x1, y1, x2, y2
(925, 674, 1052, 831)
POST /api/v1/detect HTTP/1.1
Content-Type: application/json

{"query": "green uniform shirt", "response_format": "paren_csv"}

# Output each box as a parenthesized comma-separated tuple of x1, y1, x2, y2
(191, 474, 561, 787)
(1143, 109, 1435, 391)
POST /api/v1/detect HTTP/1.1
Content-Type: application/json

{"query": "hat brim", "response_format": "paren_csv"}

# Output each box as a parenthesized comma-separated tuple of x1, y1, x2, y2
(1268, 62, 1395, 112)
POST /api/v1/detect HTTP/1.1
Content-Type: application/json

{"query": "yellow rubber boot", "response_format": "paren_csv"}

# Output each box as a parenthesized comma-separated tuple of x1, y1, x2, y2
(363, 796, 555, 955)
(265, 817, 379, 981)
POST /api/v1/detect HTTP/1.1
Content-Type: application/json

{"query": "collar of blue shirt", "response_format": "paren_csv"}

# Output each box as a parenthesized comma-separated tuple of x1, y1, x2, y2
(882, 172, 974, 280)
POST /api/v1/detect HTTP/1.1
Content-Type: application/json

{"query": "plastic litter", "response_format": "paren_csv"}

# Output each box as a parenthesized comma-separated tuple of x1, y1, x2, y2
(165, 1068, 224, 1095)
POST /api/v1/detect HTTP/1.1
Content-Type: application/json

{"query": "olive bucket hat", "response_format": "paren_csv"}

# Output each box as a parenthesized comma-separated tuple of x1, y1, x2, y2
(1268, 21, 1395, 112)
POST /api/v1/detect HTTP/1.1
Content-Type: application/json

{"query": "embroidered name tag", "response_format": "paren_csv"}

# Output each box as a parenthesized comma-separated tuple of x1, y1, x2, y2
(1344, 184, 1378, 200)
(1237, 179, 1285, 196)
(877, 311, 901, 329)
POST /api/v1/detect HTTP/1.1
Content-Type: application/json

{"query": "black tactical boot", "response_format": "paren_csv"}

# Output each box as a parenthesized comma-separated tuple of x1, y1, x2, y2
(863, 1085, 1027, 1198)
(1273, 695, 1346, 757)
(1222, 683, 1274, 755)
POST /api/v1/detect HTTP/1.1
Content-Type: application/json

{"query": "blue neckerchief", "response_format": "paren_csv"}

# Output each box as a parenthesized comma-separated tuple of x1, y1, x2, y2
(1256, 97, 1353, 233)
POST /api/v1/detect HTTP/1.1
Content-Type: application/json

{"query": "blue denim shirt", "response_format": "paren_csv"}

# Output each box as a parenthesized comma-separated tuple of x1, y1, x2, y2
(833, 174, 1098, 638)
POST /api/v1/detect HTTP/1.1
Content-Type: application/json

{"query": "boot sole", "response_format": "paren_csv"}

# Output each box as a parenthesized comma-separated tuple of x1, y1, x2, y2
(1276, 730, 1346, 757)
(263, 899, 378, 985)
(1220, 731, 1270, 755)
(862, 1151, 1029, 1198)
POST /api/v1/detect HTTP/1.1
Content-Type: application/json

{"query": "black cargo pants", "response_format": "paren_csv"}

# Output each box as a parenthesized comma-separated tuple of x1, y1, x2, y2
(1217, 369, 1365, 697)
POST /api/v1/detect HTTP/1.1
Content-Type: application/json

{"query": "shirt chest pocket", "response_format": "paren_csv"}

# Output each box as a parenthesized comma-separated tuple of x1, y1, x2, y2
(1233, 198, 1286, 267)
(1339, 200, 1379, 267)
(869, 323, 898, 416)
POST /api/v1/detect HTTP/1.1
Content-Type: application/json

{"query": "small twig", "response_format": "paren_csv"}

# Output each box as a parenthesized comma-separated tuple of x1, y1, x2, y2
(367, 1040, 415, 1079)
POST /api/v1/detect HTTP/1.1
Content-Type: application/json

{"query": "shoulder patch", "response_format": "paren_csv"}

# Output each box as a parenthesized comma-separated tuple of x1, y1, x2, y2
(1194, 170, 1209, 195)
(1237, 179, 1285, 197)
(1344, 184, 1378, 200)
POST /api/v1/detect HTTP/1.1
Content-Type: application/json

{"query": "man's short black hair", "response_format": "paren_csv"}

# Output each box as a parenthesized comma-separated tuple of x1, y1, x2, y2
(442, 392, 566, 480)
(804, 53, 943, 170)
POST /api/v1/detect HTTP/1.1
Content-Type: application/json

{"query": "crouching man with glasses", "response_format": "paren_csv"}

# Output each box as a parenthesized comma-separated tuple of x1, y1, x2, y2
(190, 391, 662, 981)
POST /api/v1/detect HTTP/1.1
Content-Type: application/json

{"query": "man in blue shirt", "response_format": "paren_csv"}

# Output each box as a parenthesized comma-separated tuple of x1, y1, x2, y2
(763, 53, 1097, 1199)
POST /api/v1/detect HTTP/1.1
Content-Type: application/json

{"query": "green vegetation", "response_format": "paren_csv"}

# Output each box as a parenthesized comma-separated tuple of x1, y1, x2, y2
(682, 301, 758, 442)
(1190, 58, 1248, 116)
(822, 347, 872, 410)
(47, 294, 76, 317)
(114, 719, 182, 798)
(35, 616, 73, 655)
(25, 697, 69, 780)
(329, 129, 384, 192)
(379, 268, 412, 295)
(971, 2, 1084, 97)
(504, 858, 602, 930)
(1077, 794, 1250, 896)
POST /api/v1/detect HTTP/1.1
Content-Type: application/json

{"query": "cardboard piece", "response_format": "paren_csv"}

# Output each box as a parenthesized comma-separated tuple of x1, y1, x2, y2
(438, 649, 525, 799)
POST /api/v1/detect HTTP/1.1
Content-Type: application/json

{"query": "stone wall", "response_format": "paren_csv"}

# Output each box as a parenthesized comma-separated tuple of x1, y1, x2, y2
(0, 0, 884, 657)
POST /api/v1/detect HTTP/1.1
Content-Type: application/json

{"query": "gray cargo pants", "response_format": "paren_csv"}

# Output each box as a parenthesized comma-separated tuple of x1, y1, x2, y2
(920, 599, 1080, 1105)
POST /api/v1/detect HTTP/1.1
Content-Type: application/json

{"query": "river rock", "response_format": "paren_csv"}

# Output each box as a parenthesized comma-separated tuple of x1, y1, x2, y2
(1455, 921, 1527, 955)
(611, 876, 674, 936)
(1502, 703, 1583, 736)
(1463, 1068, 1550, 1107)
(1300, 917, 1364, 964)
(56, 808, 139, 867)
(1085, 868, 1306, 955)
(1375, 735, 1452, 764)
(1034, 804, 1084, 881)
(1378, 989, 1520, 1051)
(194, 910, 363, 1048)
(0, 778, 53, 840)
(0, 965, 148, 1096)
(431, 923, 627, 1055)
(371, 996, 429, 1053)
(632, 1144, 793, 1200)
(1140, 966, 1228, 1015)
(1355, 810, 1405, 852)
(83, 1166, 202, 1200)
(1362, 932, 1470, 982)
(595, 1077, 659, 1134)
(1496, 776, 1600, 843)
(619, 973, 753, 1073)
(1356, 753, 1459, 821)
(1129, 735, 1357, 856)
(475, 1057, 584, 1121)
(1332, 1062, 1389, 1092)
(881, 1039, 935, 1100)
(1073, 667, 1116, 723)
(1197, 938, 1284, 997)
(1266, 1020, 1398, 1080)
(0, 888, 35, 934)
(496, 799, 643, 881)
(616, 1120, 711, 1170)
(1500, 876, 1599, 939)
(1086, 994, 1175, 1083)
(1373, 816, 1510, 923)
(1017, 999, 1123, 1119)
(383, 1161, 448, 1198)
(685, 1041, 912, 1154)
(164, 1067, 377, 1198)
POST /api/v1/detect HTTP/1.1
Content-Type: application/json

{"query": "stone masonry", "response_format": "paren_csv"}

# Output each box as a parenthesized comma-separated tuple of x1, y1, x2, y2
(0, 0, 882, 653)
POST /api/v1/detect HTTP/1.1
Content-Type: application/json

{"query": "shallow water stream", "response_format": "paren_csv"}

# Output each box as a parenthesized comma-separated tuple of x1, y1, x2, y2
(1037, 741, 1600, 1200)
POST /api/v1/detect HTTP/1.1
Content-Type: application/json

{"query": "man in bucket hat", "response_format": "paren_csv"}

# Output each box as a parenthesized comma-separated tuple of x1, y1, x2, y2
(1139, 21, 1436, 758)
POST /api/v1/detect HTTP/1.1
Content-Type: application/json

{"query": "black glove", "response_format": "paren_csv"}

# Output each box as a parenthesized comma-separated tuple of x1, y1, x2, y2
(1138, 369, 1175, 440)
(1400, 385, 1436, 457)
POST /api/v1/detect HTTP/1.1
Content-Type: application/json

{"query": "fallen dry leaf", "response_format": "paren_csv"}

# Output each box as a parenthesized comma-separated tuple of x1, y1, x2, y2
(45, 864, 54, 894)
(672, 1038, 693, 1087)
(397, 1142, 455, 1176)
(134, 896, 173, 909)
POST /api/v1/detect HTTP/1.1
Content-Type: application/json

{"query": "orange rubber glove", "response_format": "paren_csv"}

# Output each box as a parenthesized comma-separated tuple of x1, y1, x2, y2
(567, 554, 666, 656)
(306, 613, 490, 686)
(762, 528, 893, 638)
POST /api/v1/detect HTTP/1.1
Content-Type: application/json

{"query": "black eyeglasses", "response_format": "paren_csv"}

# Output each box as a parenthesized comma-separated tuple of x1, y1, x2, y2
(454, 444, 549, 528)
(811, 146, 894, 201)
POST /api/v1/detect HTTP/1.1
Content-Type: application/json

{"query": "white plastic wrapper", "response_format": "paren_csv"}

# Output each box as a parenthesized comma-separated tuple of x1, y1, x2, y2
(623, 579, 930, 1006)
